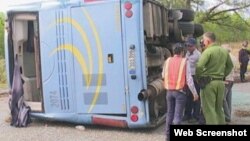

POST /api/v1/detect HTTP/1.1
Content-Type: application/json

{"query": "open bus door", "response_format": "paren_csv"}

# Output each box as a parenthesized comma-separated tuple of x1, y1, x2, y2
(6, 12, 43, 112)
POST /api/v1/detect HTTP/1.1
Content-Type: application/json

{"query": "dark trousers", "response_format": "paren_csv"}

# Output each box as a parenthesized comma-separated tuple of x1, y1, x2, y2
(184, 78, 200, 120)
(240, 62, 248, 81)
(166, 90, 186, 141)
(223, 81, 234, 122)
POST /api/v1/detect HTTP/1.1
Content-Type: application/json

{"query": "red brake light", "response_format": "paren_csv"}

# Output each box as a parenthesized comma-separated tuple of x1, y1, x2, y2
(125, 10, 133, 18)
(130, 115, 138, 122)
(124, 1, 132, 10)
(131, 106, 139, 114)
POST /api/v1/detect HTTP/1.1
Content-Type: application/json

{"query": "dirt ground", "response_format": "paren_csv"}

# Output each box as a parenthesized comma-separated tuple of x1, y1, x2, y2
(230, 82, 250, 124)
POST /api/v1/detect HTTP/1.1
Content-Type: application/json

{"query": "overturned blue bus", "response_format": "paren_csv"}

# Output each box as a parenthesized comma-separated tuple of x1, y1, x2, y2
(5, 0, 203, 128)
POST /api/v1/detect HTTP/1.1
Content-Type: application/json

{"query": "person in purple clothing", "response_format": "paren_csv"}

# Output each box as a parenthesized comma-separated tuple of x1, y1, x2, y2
(238, 41, 250, 82)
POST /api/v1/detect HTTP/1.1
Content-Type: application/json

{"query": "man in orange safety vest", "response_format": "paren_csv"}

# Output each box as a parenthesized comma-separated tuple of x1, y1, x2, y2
(162, 43, 198, 141)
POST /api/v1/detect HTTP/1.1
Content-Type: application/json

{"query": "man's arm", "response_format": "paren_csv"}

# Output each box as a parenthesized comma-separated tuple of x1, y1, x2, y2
(162, 63, 165, 79)
(246, 47, 250, 54)
(225, 53, 234, 77)
(162, 59, 167, 79)
(186, 60, 198, 101)
(238, 50, 242, 63)
(196, 50, 210, 78)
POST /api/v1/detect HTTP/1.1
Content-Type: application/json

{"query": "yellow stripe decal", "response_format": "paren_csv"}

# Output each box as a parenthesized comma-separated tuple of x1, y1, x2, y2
(50, 44, 89, 84)
(82, 9, 104, 113)
(57, 17, 93, 87)
(176, 59, 186, 89)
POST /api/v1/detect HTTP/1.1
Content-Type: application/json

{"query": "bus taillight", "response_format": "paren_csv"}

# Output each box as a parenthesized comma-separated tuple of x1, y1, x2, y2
(124, 1, 133, 18)
(125, 11, 133, 18)
(124, 1, 132, 10)
(130, 115, 138, 122)
(131, 106, 138, 114)
(130, 106, 139, 122)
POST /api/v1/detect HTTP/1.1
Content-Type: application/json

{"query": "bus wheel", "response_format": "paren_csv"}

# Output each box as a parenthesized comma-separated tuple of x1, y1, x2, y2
(178, 22, 194, 36)
(177, 9, 195, 22)
(193, 24, 204, 38)
(174, 24, 183, 42)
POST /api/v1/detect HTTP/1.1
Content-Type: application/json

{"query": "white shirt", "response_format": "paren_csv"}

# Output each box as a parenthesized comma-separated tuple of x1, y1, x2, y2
(185, 49, 201, 75)
(186, 60, 198, 96)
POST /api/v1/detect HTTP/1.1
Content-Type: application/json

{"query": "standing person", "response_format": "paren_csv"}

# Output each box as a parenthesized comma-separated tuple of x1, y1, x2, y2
(183, 38, 201, 123)
(222, 44, 237, 123)
(162, 43, 198, 141)
(196, 32, 233, 124)
(239, 41, 250, 82)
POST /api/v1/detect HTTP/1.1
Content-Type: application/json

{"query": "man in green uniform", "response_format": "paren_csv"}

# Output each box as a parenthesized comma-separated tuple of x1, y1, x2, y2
(196, 32, 233, 124)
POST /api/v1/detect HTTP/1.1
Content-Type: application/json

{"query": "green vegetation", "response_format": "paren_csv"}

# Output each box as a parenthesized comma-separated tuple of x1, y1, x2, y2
(196, 13, 250, 43)
(0, 59, 6, 85)
(0, 12, 6, 86)
(0, 12, 4, 59)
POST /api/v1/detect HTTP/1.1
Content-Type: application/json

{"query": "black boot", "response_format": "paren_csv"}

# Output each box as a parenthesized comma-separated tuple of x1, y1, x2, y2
(243, 74, 246, 82)
(240, 74, 244, 82)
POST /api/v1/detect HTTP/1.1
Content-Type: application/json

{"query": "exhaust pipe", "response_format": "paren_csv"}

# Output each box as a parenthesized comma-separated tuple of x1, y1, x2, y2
(138, 79, 165, 101)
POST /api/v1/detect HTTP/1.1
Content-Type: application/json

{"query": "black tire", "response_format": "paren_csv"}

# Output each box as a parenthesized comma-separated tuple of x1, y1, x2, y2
(173, 21, 183, 42)
(168, 22, 174, 35)
(178, 22, 194, 36)
(177, 9, 195, 22)
(193, 24, 204, 37)
(171, 21, 182, 42)
(167, 10, 175, 22)
(168, 9, 183, 22)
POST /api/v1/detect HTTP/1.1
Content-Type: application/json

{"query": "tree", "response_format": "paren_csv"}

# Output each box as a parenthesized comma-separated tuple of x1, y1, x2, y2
(159, 0, 204, 9)
(159, 0, 250, 24)
(0, 12, 5, 59)
(202, 13, 250, 42)
(0, 12, 6, 84)
(197, 0, 250, 24)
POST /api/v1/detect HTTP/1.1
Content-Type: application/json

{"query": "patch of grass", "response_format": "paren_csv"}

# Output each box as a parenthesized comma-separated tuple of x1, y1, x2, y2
(235, 109, 250, 117)
(0, 83, 7, 89)
(0, 59, 7, 85)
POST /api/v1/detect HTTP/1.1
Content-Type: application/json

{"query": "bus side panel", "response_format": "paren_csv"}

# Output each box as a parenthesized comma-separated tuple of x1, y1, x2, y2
(71, 1, 126, 114)
(39, 9, 75, 113)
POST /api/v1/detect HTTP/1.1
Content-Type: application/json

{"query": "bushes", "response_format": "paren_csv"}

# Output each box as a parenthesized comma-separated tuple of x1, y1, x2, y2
(0, 59, 6, 84)
(0, 12, 4, 59)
